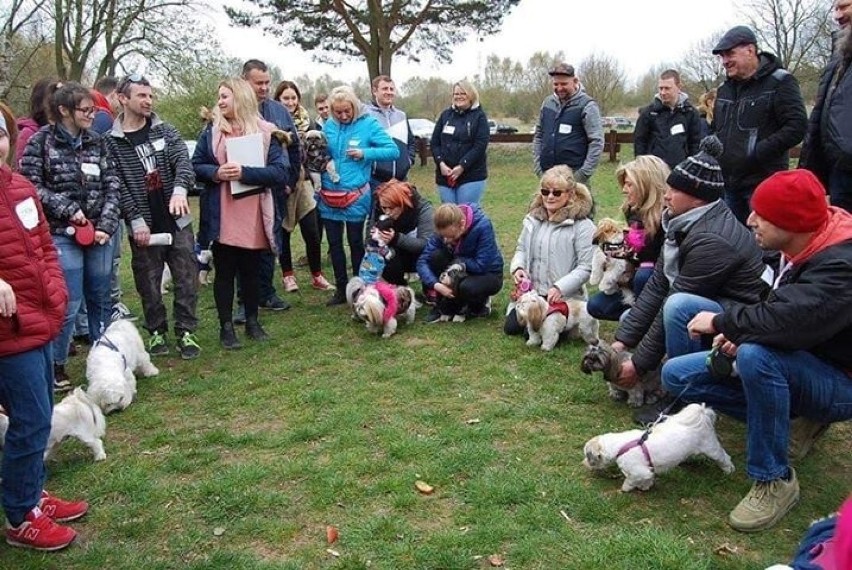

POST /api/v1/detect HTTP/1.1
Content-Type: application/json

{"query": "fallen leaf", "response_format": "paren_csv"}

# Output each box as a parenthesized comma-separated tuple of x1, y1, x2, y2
(465, 418, 481, 424)
(414, 480, 434, 494)
(714, 543, 739, 556)
(212, 527, 225, 537)
(326, 525, 339, 544)
(488, 553, 505, 566)
(326, 548, 340, 557)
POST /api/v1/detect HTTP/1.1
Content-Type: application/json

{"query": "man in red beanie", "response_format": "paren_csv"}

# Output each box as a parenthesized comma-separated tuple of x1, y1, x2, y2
(663, 169, 852, 533)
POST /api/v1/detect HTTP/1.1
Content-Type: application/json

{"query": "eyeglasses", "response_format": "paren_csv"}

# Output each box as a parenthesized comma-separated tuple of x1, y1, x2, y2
(75, 106, 96, 116)
(540, 188, 565, 197)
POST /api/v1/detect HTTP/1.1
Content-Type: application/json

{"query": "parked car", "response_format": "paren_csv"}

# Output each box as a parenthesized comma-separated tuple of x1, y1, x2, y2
(488, 120, 519, 135)
(602, 116, 633, 130)
(408, 118, 436, 141)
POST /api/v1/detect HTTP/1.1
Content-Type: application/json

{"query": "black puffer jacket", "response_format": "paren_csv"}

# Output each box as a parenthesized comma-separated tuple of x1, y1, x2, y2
(633, 95, 702, 168)
(712, 53, 807, 192)
(19, 125, 121, 236)
(615, 200, 768, 373)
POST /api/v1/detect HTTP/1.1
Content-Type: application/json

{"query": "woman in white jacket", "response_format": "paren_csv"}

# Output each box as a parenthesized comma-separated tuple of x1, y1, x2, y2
(505, 165, 595, 335)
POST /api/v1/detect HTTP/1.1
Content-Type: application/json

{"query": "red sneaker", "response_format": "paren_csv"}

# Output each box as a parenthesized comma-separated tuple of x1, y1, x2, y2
(5, 507, 76, 551)
(39, 491, 89, 522)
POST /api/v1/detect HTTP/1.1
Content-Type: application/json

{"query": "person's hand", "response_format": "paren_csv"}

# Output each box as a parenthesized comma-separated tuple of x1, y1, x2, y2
(169, 194, 190, 217)
(449, 165, 464, 180)
(133, 226, 151, 247)
(434, 283, 454, 298)
(217, 162, 242, 181)
(616, 358, 640, 389)
(94, 231, 110, 246)
(546, 286, 562, 304)
(378, 228, 395, 243)
(70, 210, 86, 225)
(688, 311, 718, 339)
(611, 341, 627, 353)
(712, 333, 738, 357)
(439, 162, 452, 177)
(512, 268, 529, 284)
(346, 148, 364, 160)
(0, 278, 17, 318)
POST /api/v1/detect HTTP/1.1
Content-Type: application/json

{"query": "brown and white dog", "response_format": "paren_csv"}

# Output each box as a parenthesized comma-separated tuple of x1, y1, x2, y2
(353, 281, 416, 338)
(304, 130, 340, 190)
(590, 218, 635, 306)
(514, 291, 599, 351)
(580, 339, 662, 407)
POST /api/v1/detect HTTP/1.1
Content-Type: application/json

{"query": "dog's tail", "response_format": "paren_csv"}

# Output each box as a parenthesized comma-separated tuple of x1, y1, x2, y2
(673, 402, 716, 428)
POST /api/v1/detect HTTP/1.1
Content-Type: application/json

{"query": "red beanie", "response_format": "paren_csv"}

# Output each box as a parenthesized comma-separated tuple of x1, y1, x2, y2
(750, 170, 828, 232)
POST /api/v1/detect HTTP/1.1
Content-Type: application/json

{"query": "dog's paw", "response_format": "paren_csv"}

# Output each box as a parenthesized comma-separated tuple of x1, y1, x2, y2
(451, 314, 466, 323)
(331, 173, 341, 183)
(95, 451, 107, 461)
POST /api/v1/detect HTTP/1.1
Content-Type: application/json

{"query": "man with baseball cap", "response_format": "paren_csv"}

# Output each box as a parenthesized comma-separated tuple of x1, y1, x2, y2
(710, 25, 807, 225)
(663, 169, 852, 532)
(532, 62, 603, 186)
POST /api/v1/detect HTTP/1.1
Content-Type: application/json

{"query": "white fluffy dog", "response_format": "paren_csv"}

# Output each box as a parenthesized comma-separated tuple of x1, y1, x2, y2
(353, 282, 416, 338)
(514, 291, 599, 351)
(582, 403, 735, 492)
(589, 218, 635, 306)
(45, 387, 107, 461)
(86, 319, 159, 414)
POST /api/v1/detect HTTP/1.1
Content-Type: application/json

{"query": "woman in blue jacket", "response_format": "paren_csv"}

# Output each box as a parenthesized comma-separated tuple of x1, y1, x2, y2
(430, 80, 490, 205)
(319, 86, 398, 305)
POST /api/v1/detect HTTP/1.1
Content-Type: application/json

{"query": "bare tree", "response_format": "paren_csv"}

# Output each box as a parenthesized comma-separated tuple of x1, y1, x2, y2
(0, 0, 50, 97)
(677, 32, 726, 95)
(578, 52, 626, 116)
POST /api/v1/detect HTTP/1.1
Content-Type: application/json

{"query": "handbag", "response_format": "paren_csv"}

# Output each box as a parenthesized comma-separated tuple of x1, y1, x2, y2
(319, 186, 365, 209)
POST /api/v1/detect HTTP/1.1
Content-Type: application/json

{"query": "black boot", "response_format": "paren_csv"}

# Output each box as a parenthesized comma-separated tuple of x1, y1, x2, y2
(219, 322, 242, 350)
(326, 290, 347, 306)
(245, 316, 270, 341)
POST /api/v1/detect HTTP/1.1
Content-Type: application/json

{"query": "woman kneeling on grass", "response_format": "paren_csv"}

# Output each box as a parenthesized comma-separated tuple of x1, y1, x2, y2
(505, 165, 595, 335)
(586, 155, 667, 322)
(417, 203, 503, 323)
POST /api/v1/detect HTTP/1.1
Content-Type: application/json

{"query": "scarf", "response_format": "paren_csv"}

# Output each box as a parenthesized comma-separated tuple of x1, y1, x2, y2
(661, 201, 717, 285)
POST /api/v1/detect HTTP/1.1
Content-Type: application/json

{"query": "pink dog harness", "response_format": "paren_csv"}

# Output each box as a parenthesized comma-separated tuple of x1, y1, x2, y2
(374, 281, 398, 324)
(616, 432, 654, 470)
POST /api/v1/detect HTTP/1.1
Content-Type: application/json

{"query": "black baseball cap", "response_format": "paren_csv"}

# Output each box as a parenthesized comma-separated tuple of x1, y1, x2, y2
(712, 26, 758, 54)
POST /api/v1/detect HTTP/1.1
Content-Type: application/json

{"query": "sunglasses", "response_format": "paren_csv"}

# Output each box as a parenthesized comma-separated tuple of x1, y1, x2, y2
(118, 73, 148, 94)
(540, 188, 565, 197)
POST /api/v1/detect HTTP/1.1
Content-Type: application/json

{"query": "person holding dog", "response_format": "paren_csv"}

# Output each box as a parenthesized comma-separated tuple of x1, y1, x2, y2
(504, 165, 595, 336)
(318, 86, 399, 306)
(418, 202, 503, 322)
(0, 102, 90, 552)
(662, 169, 852, 533)
(609, 136, 767, 424)
(273, 80, 334, 293)
(587, 155, 669, 322)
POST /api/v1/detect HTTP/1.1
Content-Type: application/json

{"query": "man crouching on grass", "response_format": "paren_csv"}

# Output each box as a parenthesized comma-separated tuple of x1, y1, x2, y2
(660, 169, 852, 532)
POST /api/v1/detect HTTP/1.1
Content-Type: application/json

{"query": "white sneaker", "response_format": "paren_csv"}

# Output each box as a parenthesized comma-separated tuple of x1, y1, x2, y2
(282, 275, 299, 292)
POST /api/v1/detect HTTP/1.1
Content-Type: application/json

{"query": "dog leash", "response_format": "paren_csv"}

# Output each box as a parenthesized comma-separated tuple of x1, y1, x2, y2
(94, 334, 127, 370)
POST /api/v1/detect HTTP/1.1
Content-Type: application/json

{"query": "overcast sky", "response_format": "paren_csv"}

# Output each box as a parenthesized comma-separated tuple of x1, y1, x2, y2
(210, 0, 743, 86)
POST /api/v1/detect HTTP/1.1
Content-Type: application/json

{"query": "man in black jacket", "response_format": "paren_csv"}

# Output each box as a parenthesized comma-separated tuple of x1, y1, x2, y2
(663, 169, 852, 532)
(611, 137, 767, 418)
(799, 0, 852, 212)
(633, 69, 702, 168)
(711, 26, 807, 225)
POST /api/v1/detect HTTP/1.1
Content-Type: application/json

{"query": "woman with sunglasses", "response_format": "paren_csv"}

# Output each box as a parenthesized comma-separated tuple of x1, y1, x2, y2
(504, 165, 595, 336)
(19, 82, 121, 389)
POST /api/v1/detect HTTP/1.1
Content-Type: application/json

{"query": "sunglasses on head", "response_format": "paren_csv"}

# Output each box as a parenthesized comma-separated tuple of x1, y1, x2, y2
(118, 73, 147, 93)
(540, 188, 564, 197)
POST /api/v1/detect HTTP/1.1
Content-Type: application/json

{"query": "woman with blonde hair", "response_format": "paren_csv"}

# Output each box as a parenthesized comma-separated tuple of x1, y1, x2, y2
(587, 154, 668, 321)
(697, 89, 715, 138)
(193, 77, 289, 348)
(430, 79, 490, 205)
(504, 165, 595, 336)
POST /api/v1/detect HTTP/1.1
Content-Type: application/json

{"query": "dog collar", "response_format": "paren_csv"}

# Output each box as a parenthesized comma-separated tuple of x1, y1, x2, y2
(615, 432, 654, 470)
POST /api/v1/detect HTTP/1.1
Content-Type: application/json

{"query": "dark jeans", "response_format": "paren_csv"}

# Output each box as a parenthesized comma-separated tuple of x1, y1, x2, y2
(280, 208, 322, 274)
(829, 168, 852, 213)
(0, 344, 53, 526)
(724, 185, 756, 226)
(504, 309, 525, 335)
(254, 188, 286, 303)
(213, 242, 261, 324)
(325, 219, 365, 289)
(427, 248, 502, 312)
(587, 265, 654, 322)
(382, 248, 420, 286)
(129, 225, 199, 335)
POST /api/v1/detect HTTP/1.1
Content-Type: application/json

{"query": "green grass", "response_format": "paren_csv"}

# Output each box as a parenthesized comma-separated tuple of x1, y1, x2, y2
(11, 146, 850, 568)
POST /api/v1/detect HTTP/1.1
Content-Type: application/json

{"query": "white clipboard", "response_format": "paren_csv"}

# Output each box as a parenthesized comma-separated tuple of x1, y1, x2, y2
(225, 132, 264, 196)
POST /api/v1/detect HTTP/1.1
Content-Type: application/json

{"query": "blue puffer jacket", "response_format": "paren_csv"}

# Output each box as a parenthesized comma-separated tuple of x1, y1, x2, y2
(319, 111, 399, 223)
(416, 203, 504, 289)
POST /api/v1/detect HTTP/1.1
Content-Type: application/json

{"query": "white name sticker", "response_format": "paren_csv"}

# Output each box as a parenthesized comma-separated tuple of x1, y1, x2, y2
(152, 138, 166, 151)
(670, 123, 685, 135)
(15, 197, 38, 230)
(443, 125, 456, 135)
(80, 163, 100, 177)
(559, 124, 573, 134)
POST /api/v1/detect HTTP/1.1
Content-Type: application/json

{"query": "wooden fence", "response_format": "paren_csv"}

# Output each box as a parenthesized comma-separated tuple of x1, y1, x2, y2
(414, 130, 801, 166)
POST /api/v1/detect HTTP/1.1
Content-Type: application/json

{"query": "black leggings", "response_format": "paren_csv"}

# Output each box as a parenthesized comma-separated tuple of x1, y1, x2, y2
(280, 209, 322, 274)
(212, 242, 261, 324)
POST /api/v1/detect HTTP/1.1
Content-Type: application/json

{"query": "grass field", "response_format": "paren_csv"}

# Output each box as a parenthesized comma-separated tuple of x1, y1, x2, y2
(8, 145, 850, 569)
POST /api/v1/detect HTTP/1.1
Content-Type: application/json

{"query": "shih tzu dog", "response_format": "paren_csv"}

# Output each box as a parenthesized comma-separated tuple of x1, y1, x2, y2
(580, 339, 661, 407)
(433, 262, 469, 322)
(353, 281, 416, 338)
(590, 217, 635, 306)
(195, 242, 214, 286)
(86, 319, 159, 414)
(304, 129, 340, 190)
(514, 290, 599, 351)
(582, 403, 735, 492)
(45, 387, 107, 462)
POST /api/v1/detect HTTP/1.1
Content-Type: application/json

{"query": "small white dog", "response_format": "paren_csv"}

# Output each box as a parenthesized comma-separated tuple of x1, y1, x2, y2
(589, 218, 635, 306)
(354, 282, 416, 338)
(514, 291, 599, 351)
(86, 319, 159, 414)
(582, 403, 735, 492)
(45, 387, 107, 462)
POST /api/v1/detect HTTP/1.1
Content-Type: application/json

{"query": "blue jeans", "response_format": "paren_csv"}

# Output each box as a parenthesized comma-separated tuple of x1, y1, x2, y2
(662, 293, 722, 358)
(662, 344, 852, 481)
(438, 180, 486, 205)
(587, 265, 654, 321)
(53, 235, 115, 364)
(0, 344, 53, 526)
